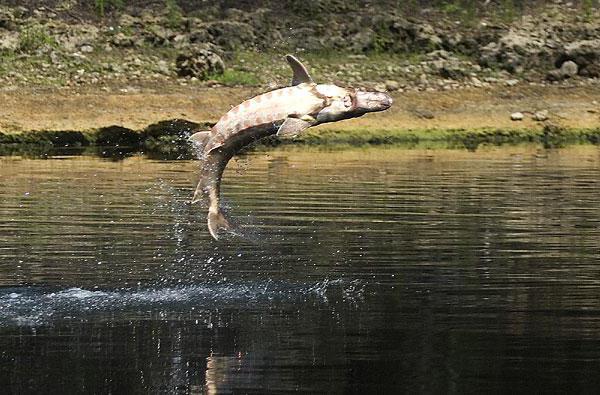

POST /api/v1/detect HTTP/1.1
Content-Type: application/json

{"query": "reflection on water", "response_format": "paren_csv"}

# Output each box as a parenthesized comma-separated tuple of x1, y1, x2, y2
(1, 146, 600, 392)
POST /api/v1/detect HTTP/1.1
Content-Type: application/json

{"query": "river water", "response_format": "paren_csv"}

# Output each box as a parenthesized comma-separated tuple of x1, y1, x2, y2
(1, 145, 600, 393)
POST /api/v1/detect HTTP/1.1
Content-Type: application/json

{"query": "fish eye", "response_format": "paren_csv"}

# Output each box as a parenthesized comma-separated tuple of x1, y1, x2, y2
(343, 95, 352, 108)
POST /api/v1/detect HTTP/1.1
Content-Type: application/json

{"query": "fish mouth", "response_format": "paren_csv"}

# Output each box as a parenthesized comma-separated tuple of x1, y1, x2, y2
(354, 91, 393, 112)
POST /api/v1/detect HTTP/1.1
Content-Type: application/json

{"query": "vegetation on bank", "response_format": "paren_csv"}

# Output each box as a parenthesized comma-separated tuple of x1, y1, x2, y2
(1, 123, 599, 159)
(1, 0, 599, 90)
(53, 0, 600, 25)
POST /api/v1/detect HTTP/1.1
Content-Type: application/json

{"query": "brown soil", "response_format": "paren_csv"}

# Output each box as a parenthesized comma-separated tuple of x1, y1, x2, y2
(1, 84, 599, 133)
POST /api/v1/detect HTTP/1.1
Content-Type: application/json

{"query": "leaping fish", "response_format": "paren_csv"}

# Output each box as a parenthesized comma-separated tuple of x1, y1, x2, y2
(189, 55, 393, 240)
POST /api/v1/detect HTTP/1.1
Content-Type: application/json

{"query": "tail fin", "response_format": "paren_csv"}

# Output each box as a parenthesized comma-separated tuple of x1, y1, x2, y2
(189, 131, 211, 157)
(208, 209, 232, 240)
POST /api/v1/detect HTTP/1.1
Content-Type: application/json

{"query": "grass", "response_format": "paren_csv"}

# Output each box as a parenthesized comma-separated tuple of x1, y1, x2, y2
(439, 1, 478, 26)
(208, 69, 261, 86)
(18, 26, 57, 53)
(582, 0, 598, 21)
(94, 0, 124, 17)
(0, 50, 16, 73)
(165, 0, 184, 28)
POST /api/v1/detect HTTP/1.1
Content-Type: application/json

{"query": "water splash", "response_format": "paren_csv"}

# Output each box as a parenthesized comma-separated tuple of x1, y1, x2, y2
(0, 278, 365, 327)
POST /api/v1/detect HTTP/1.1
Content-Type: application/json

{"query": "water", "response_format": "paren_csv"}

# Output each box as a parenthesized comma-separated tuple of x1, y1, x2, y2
(1, 145, 600, 393)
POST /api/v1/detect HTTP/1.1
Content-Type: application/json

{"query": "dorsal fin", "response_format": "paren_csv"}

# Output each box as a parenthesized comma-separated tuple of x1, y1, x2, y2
(286, 54, 314, 86)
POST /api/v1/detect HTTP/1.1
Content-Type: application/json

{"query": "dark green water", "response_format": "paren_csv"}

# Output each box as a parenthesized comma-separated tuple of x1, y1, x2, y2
(1, 146, 600, 393)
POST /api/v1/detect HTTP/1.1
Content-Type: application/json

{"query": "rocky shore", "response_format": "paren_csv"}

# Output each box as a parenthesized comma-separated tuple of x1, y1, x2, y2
(1, 1, 599, 89)
(0, 0, 599, 152)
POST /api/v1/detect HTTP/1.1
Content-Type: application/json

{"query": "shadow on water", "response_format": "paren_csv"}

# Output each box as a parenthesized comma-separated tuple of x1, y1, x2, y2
(1, 145, 600, 392)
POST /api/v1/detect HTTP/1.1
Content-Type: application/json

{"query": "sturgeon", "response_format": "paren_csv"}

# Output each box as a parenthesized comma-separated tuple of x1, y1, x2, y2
(190, 55, 393, 240)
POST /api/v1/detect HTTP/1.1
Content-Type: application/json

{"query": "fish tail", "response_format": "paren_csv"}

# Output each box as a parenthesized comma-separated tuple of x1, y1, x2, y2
(207, 209, 232, 240)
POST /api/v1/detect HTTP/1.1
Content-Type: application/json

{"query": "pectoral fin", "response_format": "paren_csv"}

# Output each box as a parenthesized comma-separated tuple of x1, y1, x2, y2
(189, 130, 211, 157)
(286, 55, 314, 86)
(276, 117, 313, 138)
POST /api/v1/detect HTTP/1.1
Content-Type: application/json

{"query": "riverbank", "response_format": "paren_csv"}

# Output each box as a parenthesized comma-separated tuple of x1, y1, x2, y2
(1, 83, 599, 156)
(1, 1, 599, 155)
(2, 83, 600, 132)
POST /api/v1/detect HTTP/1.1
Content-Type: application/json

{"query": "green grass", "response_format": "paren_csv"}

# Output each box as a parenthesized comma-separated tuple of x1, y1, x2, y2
(165, 0, 184, 28)
(582, 0, 598, 21)
(94, 0, 124, 17)
(18, 26, 57, 53)
(208, 69, 261, 86)
(0, 50, 16, 73)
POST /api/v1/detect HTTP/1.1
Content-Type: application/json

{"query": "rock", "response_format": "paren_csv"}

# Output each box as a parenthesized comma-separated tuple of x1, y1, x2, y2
(439, 64, 467, 80)
(188, 27, 211, 44)
(299, 34, 329, 52)
(556, 39, 600, 75)
(505, 79, 519, 86)
(0, 31, 18, 50)
(533, 110, 549, 121)
(111, 32, 134, 48)
(156, 60, 170, 75)
(559, 60, 578, 78)
(471, 77, 483, 87)
(118, 14, 140, 28)
(479, 29, 554, 74)
(80, 44, 93, 53)
(361, 16, 442, 53)
(176, 47, 224, 79)
(426, 49, 452, 61)
(49, 51, 61, 65)
(56, 24, 100, 52)
(385, 80, 400, 91)
(414, 23, 443, 51)
(350, 28, 375, 53)
(546, 69, 564, 81)
(348, 54, 367, 60)
(579, 63, 600, 78)
(144, 25, 174, 46)
(207, 21, 255, 51)
(546, 60, 580, 81)
(0, 7, 17, 30)
(511, 112, 524, 121)
(374, 83, 387, 92)
(172, 34, 188, 49)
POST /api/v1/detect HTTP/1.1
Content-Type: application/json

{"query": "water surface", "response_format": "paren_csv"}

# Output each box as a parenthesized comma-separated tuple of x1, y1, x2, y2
(1, 146, 600, 393)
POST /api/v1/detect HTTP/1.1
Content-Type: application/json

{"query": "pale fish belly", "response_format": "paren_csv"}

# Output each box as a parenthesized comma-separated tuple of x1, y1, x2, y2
(214, 84, 323, 136)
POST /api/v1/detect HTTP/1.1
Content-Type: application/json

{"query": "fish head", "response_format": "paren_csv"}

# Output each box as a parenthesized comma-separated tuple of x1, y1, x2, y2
(352, 90, 393, 115)
(314, 84, 393, 124)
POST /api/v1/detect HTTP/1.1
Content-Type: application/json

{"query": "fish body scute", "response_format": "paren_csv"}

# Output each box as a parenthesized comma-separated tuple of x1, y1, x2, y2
(214, 84, 323, 137)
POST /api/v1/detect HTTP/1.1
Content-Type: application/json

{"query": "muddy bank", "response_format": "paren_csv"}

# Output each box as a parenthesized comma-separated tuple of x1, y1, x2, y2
(0, 84, 600, 133)
(1, 84, 599, 157)
(1, 84, 598, 131)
